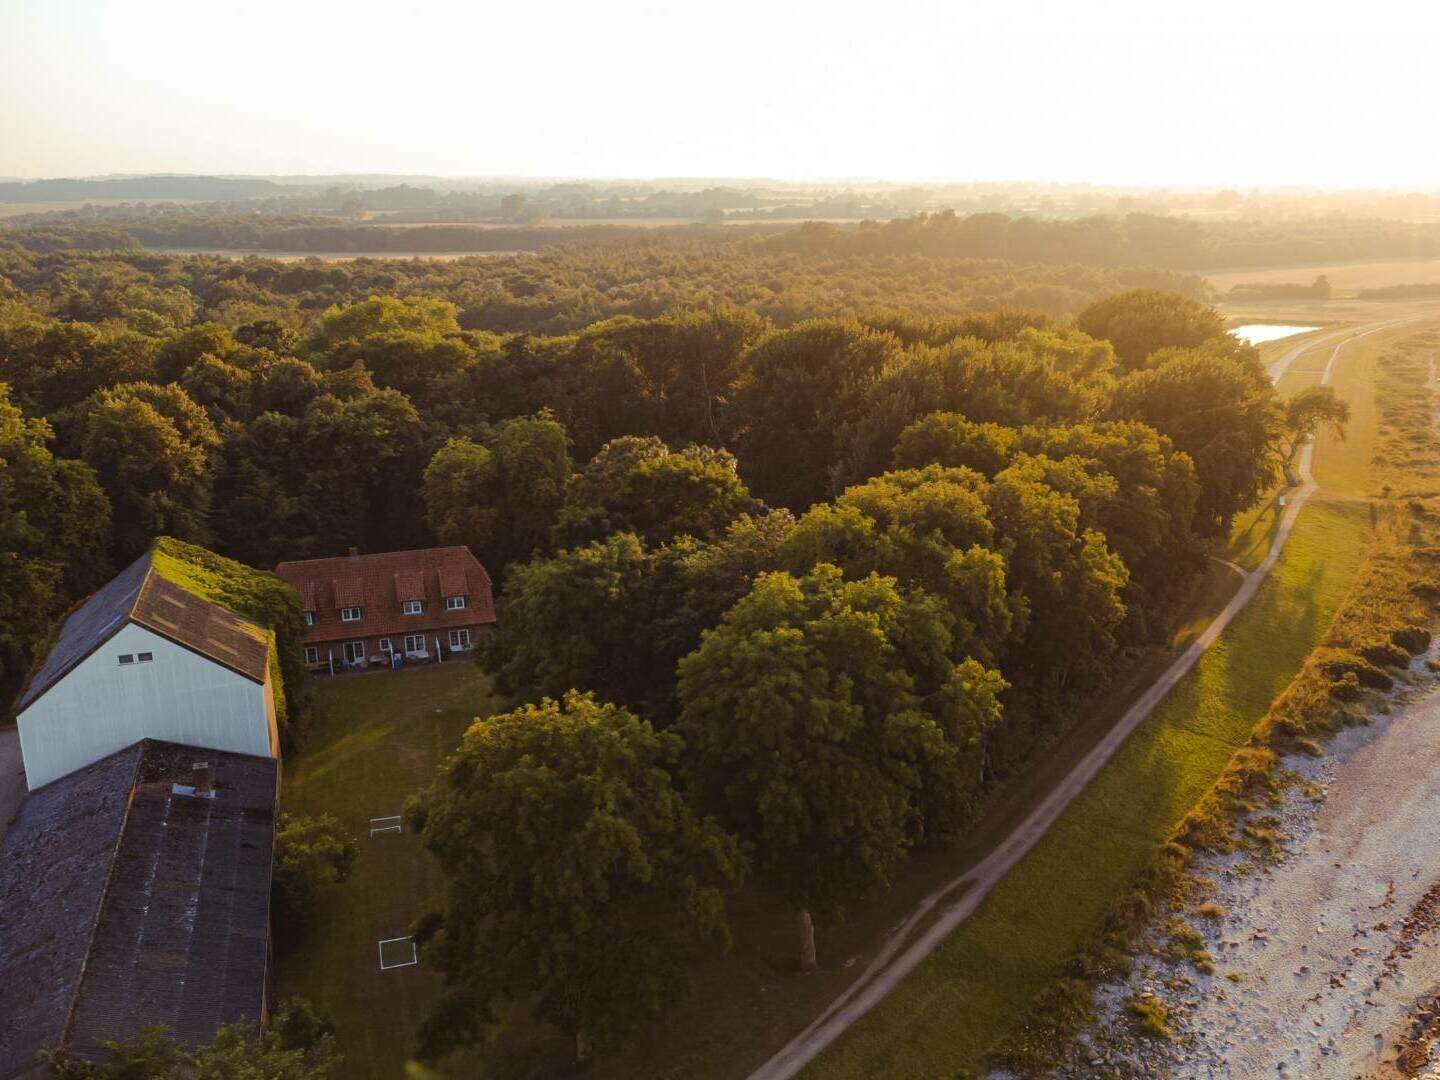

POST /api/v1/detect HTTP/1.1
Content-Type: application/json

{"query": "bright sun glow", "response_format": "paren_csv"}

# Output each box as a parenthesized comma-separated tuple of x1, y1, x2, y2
(2, 0, 1440, 185)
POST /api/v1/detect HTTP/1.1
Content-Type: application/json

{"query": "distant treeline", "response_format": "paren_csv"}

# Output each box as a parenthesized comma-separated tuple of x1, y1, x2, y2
(0, 175, 289, 202)
(767, 212, 1440, 270)
(2, 216, 677, 255)
(0, 239, 1208, 334)
(1225, 275, 1332, 302)
(10, 208, 1440, 270)
(1357, 282, 1440, 300)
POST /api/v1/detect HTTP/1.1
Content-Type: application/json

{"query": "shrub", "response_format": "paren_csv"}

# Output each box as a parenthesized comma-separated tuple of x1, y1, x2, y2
(271, 813, 357, 936)
(1125, 994, 1173, 1039)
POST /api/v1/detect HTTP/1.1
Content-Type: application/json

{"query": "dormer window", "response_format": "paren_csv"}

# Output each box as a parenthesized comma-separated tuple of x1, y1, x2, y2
(402, 600, 424, 616)
(304, 611, 314, 626)
(340, 607, 363, 622)
(445, 595, 467, 611)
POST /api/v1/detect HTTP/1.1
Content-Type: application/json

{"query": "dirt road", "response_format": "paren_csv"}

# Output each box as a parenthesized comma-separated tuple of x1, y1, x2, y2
(748, 317, 1422, 1080)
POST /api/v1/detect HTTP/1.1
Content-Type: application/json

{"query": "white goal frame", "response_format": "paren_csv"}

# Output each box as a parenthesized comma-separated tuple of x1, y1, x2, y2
(369, 815, 402, 836)
(378, 936, 418, 970)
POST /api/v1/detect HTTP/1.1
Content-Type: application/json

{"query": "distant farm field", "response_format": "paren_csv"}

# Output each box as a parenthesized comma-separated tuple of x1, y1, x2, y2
(1207, 258, 1440, 295)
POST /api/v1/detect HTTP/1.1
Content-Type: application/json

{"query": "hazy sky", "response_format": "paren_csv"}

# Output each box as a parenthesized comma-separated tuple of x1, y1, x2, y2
(3, 0, 1438, 187)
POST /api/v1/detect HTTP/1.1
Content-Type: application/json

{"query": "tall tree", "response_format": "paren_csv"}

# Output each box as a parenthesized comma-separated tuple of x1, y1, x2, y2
(409, 692, 742, 1064)
(1110, 342, 1280, 534)
(676, 565, 995, 968)
(0, 382, 111, 702)
(422, 412, 570, 573)
(1074, 288, 1228, 371)
(1276, 384, 1350, 480)
(730, 319, 903, 508)
(552, 436, 759, 549)
(80, 382, 219, 559)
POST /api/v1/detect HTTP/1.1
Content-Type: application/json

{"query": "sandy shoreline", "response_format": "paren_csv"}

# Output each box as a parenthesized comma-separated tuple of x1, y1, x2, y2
(1066, 643, 1440, 1079)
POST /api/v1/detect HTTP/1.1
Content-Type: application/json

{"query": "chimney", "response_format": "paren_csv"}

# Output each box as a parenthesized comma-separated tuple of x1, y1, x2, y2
(172, 760, 217, 799)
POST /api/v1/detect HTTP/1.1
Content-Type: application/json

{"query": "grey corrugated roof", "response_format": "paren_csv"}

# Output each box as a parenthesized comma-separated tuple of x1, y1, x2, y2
(0, 739, 277, 1078)
(15, 554, 269, 714)
(0, 744, 142, 1080)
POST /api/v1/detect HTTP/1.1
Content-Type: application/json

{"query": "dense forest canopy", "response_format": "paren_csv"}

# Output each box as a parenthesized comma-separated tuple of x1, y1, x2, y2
(0, 226, 1292, 1065)
(0, 237, 1208, 333)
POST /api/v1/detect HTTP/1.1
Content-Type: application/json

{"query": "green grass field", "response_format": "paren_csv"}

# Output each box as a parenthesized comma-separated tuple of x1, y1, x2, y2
(273, 662, 500, 1080)
(801, 325, 1412, 1077)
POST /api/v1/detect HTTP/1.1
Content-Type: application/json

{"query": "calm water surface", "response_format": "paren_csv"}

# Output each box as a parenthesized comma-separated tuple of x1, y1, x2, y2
(1230, 323, 1320, 345)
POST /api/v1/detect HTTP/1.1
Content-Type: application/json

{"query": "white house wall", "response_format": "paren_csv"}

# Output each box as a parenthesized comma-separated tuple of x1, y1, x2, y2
(17, 622, 274, 789)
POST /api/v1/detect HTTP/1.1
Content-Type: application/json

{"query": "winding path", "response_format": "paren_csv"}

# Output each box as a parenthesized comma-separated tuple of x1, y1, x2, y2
(747, 315, 1425, 1080)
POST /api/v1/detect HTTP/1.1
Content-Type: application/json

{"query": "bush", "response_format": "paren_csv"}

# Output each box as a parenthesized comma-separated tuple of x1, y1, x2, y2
(272, 813, 357, 936)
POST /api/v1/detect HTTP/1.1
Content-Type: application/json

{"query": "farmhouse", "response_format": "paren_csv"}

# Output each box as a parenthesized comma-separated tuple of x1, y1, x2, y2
(0, 739, 277, 1079)
(14, 548, 280, 791)
(275, 545, 496, 672)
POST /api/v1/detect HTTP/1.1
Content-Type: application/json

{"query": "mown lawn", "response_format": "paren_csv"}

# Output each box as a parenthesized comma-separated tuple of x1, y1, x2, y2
(273, 661, 501, 1080)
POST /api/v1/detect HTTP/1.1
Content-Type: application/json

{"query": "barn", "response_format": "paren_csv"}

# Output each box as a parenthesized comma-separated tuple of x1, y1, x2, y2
(13, 549, 279, 790)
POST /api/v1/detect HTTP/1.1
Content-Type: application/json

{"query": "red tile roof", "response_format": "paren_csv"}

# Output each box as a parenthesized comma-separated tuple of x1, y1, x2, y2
(275, 546, 496, 645)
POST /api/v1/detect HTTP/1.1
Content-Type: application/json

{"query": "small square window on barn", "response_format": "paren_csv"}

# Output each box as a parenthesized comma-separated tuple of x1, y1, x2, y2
(137, 652, 153, 663)
(118, 654, 134, 665)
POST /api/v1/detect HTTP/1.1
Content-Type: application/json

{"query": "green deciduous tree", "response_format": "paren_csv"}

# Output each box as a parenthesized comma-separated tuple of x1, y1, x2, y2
(422, 412, 570, 573)
(1110, 342, 1280, 534)
(1075, 288, 1228, 371)
(730, 319, 904, 508)
(676, 565, 1002, 968)
(43, 999, 339, 1079)
(408, 692, 743, 1064)
(781, 467, 1013, 663)
(552, 436, 758, 549)
(1277, 384, 1350, 480)
(0, 382, 111, 701)
(80, 382, 219, 559)
(271, 813, 357, 937)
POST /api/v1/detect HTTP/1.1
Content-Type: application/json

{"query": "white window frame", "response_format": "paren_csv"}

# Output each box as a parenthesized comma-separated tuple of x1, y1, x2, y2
(304, 611, 314, 626)
(445, 595, 467, 611)
(137, 652, 153, 663)
(304, 646, 319, 665)
(402, 599, 424, 615)
(118, 653, 134, 665)
(403, 634, 425, 655)
(340, 607, 363, 622)
(378, 637, 393, 654)
(448, 629, 471, 650)
(343, 640, 366, 664)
